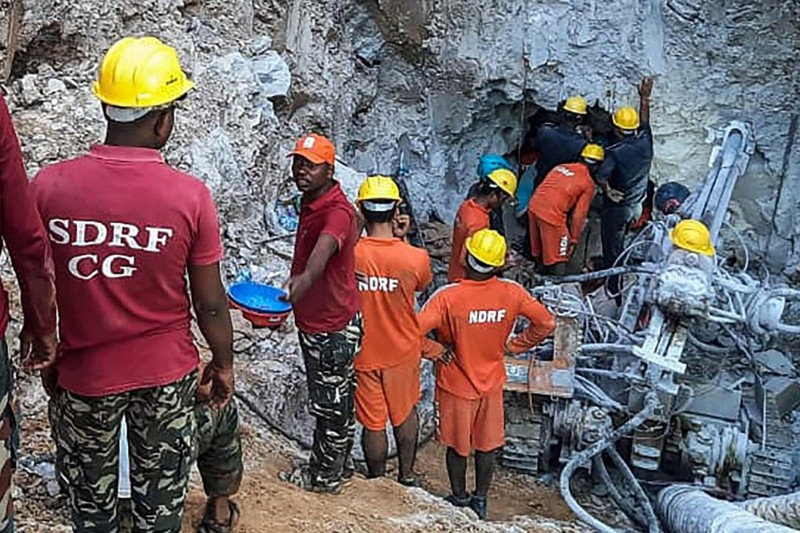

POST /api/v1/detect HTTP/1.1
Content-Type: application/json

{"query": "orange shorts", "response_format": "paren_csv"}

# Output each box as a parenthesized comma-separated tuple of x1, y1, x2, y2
(355, 358, 421, 431)
(435, 386, 504, 457)
(528, 212, 570, 266)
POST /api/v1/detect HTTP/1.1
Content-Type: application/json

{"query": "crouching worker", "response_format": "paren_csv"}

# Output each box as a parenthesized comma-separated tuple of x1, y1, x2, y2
(419, 229, 555, 519)
(528, 144, 605, 275)
(354, 176, 432, 484)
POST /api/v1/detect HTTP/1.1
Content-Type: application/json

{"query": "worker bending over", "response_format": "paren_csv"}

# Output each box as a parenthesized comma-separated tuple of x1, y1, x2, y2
(284, 133, 361, 493)
(531, 95, 590, 188)
(528, 144, 605, 275)
(448, 169, 517, 282)
(33, 37, 234, 530)
(597, 77, 655, 295)
(354, 176, 432, 484)
(420, 229, 555, 520)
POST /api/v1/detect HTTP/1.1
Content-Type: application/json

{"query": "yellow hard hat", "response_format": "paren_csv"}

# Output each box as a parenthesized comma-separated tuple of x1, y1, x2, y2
(356, 175, 401, 205)
(92, 37, 195, 111)
(465, 229, 507, 269)
(486, 168, 518, 196)
(670, 219, 715, 256)
(581, 143, 605, 162)
(563, 95, 588, 115)
(613, 106, 640, 130)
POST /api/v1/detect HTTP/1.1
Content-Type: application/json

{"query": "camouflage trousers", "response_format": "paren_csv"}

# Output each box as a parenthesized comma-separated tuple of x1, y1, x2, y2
(194, 398, 243, 498)
(0, 342, 17, 533)
(298, 313, 363, 490)
(52, 371, 198, 533)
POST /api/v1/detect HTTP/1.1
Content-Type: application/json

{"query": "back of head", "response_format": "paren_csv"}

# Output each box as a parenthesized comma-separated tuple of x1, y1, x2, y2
(612, 106, 640, 134)
(561, 95, 588, 125)
(93, 36, 194, 124)
(465, 229, 506, 278)
(93, 36, 194, 147)
(357, 175, 401, 224)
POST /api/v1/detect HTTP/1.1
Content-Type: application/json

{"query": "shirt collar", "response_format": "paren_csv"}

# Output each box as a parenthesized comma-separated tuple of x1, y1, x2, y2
(89, 144, 165, 163)
(467, 198, 491, 214)
(302, 181, 345, 213)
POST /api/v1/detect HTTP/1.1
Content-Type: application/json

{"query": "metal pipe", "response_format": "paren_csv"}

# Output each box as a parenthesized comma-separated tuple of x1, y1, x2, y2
(559, 394, 659, 533)
(543, 265, 654, 284)
(657, 486, 796, 533)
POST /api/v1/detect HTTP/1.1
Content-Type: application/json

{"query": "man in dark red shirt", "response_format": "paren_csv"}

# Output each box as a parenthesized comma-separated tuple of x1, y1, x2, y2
(0, 93, 57, 532)
(32, 37, 235, 531)
(283, 133, 361, 493)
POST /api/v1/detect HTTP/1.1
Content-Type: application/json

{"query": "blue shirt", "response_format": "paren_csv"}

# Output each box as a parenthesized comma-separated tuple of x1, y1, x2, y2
(597, 122, 654, 206)
(534, 125, 588, 186)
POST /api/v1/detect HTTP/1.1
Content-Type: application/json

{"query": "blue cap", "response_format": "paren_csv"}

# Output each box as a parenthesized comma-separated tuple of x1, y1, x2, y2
(477, 154, 511, 179)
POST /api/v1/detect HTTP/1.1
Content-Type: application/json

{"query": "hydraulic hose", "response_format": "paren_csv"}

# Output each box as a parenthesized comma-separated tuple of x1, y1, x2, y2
(593, 454, 649, 529)
(606, 447, 661, 533)
(559, 394, 659, 533)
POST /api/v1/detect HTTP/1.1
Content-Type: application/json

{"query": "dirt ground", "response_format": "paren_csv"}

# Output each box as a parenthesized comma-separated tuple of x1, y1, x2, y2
(180, 433, 576, 532)
(12, 369, 584, 533)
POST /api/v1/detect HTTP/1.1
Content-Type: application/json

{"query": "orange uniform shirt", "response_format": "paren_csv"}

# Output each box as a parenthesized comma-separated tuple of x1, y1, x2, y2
(447, 198, 490, 282)
(529, 163, 596, 244)
(355, 237, 432, 371)
(418, 277, 555, 399)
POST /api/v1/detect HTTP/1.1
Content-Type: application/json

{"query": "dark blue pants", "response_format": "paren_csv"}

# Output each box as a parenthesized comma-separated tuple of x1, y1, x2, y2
(601, 202, 639, 298)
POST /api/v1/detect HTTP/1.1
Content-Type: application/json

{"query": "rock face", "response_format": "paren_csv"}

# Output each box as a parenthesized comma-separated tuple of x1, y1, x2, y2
(3, 0, 798, 452)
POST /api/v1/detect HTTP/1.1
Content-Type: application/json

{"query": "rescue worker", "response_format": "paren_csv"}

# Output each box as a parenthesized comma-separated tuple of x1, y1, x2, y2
(531, 95, 590, 188)
(419, 229, 555, 520)
(32, 37, 235, 531)
(447, 168, 517, 282)
(467, 154, 514, 236)
(353, 176, 432, 484)
(528, 144, 605, 275)
(596, 77, 655, 296)
(283, 133, 361, 493)
(0, 92, 57, 532)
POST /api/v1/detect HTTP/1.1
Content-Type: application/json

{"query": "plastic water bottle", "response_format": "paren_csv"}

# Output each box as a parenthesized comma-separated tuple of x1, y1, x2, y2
(235, 269, 253, 284)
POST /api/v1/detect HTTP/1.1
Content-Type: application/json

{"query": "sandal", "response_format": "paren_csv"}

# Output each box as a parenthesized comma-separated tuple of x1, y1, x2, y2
(197, 499, 240, 533)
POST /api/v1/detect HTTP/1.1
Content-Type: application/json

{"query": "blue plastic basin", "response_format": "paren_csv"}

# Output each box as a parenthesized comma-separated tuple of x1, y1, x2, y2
(227, 282, 292, 314)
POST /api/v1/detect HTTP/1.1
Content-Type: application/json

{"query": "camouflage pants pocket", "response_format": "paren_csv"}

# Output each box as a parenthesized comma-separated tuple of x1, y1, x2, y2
(127, 371, 196, 533)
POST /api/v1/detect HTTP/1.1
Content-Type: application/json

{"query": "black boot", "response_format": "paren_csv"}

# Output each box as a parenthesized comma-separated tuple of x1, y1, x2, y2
(469, 494, 488, 520)
(444, 493, 471, 508)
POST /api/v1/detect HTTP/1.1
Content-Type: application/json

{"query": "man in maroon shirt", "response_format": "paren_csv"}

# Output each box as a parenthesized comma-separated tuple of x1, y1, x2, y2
(32, 37, 235, 531)
(0, 93, 57, 532)
(283, 133, 361, 493)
